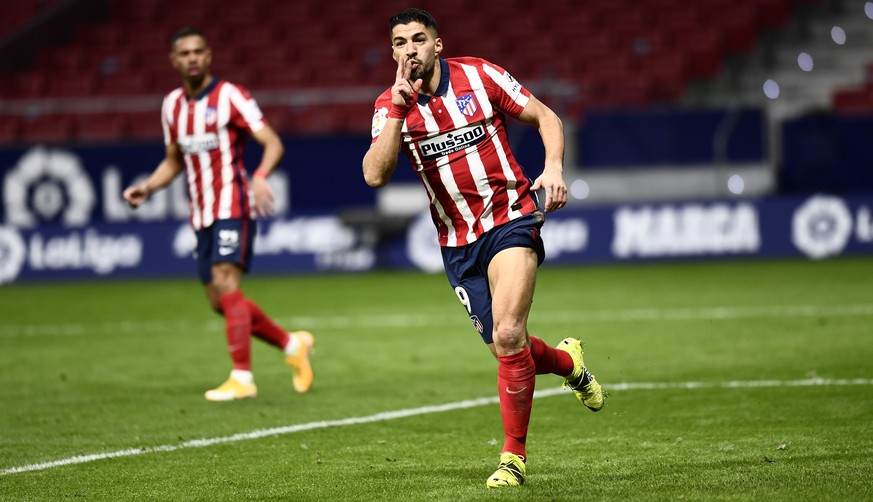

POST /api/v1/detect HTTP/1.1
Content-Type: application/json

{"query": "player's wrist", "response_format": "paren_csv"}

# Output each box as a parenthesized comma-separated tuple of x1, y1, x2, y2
(253, 170, 269, 179)
(387, 102, 414, 119)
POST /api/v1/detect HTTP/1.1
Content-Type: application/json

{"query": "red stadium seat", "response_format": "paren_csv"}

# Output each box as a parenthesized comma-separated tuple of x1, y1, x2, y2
(76, 113, 130, 143)
(47, 74, 98, 97)
(832, 86, 873, 115)
(0, 0, 822, 144)
(6, 71, 49, 99)
(0, 116, 22, 144)
(124, 111, 164, 140)
(36, 46, 89, 74)
(710, 3, 760, 54)
(683, 30, 725, 78)
(96, 72, 154, 96)
(19, 115, 77, 144)
(260, 66, 311, 89)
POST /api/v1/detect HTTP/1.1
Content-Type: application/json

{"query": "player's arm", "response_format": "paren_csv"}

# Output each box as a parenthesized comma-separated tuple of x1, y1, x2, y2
(362, 118, 403, 188)
(249, 123, 284, 216)
(517, 95, 567, 212)
(363, 57, 421, 188)
(123, 143, 184, 208)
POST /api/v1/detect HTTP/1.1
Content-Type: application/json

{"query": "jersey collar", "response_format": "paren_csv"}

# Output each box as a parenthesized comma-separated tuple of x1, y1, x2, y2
(188, 77, 219, 101)
(417, 59, 449, 106)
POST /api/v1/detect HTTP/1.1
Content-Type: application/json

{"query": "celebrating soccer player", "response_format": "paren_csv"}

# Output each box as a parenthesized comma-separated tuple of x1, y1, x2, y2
(123, 28, 314, 401)
(362, 8, 605, 488)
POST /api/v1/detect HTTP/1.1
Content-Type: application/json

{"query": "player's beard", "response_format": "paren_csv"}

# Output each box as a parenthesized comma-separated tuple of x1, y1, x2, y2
(185, 68, 208, 89)
(411, 58, 434, 82)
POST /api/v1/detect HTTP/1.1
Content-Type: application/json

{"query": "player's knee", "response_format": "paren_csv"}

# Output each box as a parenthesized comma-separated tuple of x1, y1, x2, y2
(492, 319, 526, 351)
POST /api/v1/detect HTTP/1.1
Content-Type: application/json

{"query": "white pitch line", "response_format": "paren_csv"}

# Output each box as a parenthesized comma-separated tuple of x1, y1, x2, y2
(3, 377, 872, 476)
(2, 303, 873, 338)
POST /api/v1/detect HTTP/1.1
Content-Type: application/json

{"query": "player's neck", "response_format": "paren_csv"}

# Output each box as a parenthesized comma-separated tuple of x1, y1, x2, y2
(185, 74, 213, 97)
(419, 59, 441, 96)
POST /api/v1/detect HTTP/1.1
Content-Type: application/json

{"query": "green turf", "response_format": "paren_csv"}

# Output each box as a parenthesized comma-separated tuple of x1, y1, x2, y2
(1, 257, 872, 501)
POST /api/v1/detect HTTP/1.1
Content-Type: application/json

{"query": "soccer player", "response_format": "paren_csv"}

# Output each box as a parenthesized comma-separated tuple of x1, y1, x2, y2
(123, 27, 314, 401)
(362, 8, 605, 488)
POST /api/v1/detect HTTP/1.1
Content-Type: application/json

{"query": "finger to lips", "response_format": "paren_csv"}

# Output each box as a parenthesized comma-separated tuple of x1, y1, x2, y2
(395, 57, 406, 81)
(402, 57, 413, 82)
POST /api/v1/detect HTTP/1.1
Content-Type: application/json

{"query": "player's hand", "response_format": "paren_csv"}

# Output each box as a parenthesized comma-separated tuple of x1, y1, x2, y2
(391, 56, 422, 109)
(252, 176, 275, 217)
(122, 184, 150, 209)
(531, 167, 567, 213)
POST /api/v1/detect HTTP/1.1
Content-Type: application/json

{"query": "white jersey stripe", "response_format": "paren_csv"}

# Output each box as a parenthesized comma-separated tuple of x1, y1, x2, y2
(163, 80, 262, 230)
(462, 63, 494, 118)
(482, 63, 529, 108)
(436, 160, 464, 248)
(418, 173, 454, 246)
(232, 86, 265, 132)
(178, 99, 203, 230)
(466, 63, 523, 220)
(444, 81, 493, 239)
(371, 57, 538, 247)
(216, 84, 234, 221)
(419, 105, 461, 246)
(229, 87, 260, 218)
(193, 98, 215, 229)
(488, 119, 522, 221)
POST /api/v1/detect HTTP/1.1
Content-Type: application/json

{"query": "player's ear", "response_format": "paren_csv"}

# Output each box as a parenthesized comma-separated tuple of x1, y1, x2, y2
(434, 37, 443, 57)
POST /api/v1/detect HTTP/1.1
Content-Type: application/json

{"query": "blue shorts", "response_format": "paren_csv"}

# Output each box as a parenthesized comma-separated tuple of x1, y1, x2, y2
(194, 218, 256, 284)
(441, 212, 545, 344)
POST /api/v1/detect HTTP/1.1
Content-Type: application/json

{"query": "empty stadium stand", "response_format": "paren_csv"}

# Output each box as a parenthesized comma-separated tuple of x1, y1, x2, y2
(0, 0, 830, 144)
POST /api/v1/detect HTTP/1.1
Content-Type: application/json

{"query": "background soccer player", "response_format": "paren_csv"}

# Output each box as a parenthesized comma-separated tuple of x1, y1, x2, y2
(123, 27, 314, 401)
(362, 8, 605, 488)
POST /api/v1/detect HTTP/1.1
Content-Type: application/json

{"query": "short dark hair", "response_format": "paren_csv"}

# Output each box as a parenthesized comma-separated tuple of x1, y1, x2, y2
(171, 27, 207, 49)
(389, 8, 438, 36)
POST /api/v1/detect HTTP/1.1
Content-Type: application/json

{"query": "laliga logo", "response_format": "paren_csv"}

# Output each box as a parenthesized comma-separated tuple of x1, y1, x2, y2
(0, 226, 26, 284)
(791, 195, 852, 259)
(3, 146, 95, 228)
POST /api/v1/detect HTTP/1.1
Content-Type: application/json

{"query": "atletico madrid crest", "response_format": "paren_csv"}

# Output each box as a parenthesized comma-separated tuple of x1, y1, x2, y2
(205, 106, 218, 126)
(455, 94, 478, 117)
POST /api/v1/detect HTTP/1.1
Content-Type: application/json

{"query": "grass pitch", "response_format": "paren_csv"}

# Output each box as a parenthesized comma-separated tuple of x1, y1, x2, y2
(1, 257, 872, 501)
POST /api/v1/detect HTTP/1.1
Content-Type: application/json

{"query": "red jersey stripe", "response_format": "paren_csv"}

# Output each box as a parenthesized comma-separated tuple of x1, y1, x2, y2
(161, 79, 264, 230)
(371, 57, 539, 247)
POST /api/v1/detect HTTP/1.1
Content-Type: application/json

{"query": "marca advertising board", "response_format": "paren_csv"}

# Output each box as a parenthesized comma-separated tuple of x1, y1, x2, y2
(1, 146, 872, 284)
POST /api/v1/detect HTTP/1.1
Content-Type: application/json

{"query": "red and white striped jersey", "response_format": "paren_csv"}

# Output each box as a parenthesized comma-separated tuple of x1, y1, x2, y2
(162, 79, 264, 230)
(370, 57, 539, 247)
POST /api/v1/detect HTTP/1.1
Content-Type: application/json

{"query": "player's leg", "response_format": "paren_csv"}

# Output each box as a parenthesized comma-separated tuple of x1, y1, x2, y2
(211, 218, 314, 394)
(242, 297, 314, 392)
(443, 245, 528, 486)
(490, 215, 605, 412)
(197, 219, 257, 401)
(487, 246, 538, 459)
(203, 261, 257, 401)
(528, 336, 573, 375)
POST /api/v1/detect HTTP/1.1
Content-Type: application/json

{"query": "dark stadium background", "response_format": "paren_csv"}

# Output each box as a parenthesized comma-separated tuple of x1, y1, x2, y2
(1, 0, 872, 283)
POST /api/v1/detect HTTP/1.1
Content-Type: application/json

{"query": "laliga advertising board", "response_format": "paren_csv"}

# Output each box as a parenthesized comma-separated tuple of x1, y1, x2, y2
(2, 145, 873, 284)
